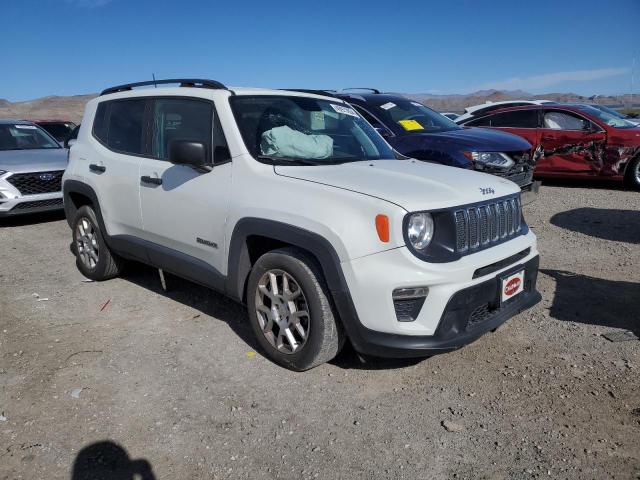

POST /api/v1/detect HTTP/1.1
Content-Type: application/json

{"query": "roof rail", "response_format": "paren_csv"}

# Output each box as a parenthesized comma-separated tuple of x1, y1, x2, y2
(340, 88, 381, 94)
(100, 78, 228, 96)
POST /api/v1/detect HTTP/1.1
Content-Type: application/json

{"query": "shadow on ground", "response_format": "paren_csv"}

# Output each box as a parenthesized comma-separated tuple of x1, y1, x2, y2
(550, 208, 640, 244)
(539, 178, 630, 191)
(120, 263, 419, 370)
(0, 210, 66, 227)
(72, 441, 155, 480)
(541, 269, 640, 337)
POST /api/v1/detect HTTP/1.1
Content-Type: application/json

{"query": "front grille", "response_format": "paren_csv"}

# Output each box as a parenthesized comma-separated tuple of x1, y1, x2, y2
(11, 198, 64, 211)
(7, 170, 64, 195)
(454, 196, 522, 253)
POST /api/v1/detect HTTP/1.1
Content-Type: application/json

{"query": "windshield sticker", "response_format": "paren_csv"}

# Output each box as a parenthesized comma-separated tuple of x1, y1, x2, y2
(380, 102, 396, 110)
(14, 125, 37, 130)
(330, 104, 359, 117)
(398, 119, 424, 131)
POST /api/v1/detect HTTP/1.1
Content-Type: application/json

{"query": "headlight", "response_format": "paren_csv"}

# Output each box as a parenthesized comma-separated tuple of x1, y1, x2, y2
(466, 152, 514, 170)
(406, 212, 434, 250)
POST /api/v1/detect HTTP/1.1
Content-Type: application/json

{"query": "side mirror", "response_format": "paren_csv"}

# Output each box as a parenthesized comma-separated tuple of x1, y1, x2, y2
(169, 140, 208, 168)
(64, 125, 80, 148)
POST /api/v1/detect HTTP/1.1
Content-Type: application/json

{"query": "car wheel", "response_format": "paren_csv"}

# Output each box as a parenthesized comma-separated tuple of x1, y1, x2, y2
(624, 155, 640, 190)
(72, 205, 124, 281)
(247, 247, 344, 371)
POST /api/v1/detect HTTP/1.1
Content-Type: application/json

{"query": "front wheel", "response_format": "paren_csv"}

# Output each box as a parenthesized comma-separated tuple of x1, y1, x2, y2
(72, 205, 124, 281)
(624, 156, 640, 190)
(246, 247, 344, 371)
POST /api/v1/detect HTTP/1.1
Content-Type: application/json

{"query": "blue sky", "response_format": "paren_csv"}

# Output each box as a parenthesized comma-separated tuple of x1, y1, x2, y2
(1, 0, 638, 101)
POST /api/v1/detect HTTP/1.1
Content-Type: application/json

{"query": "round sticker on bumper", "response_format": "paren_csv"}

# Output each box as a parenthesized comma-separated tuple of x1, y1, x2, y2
(504, 277, 521, 297)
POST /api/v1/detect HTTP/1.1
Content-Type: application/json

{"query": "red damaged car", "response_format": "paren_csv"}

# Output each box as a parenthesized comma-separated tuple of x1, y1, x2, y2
(459, 104, 640, 189)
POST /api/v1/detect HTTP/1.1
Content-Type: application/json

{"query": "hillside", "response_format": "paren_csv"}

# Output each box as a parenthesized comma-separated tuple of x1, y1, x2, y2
(0, 91, 637, 122)
(0, 94, 97, 123)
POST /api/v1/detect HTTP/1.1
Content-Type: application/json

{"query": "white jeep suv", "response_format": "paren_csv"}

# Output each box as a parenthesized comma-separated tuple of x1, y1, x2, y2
(63, 79, 541, 371)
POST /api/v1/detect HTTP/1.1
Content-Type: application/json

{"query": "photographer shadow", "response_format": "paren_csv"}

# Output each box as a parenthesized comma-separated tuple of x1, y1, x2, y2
(72, 441, 155, 480)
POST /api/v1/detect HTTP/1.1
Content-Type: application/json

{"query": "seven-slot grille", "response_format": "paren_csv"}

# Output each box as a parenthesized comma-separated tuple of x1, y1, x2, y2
(6, 170, 64, 195)
(454, 196, 522, 253)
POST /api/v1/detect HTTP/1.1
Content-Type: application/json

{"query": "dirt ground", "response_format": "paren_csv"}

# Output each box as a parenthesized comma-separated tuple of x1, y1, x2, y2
(1, 182, 639, 480)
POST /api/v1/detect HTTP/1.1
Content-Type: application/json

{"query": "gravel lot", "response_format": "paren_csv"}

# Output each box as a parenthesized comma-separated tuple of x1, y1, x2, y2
(1, 182, 639, 480)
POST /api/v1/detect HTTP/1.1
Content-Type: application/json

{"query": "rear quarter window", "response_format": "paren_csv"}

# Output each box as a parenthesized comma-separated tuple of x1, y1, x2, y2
(92, 99, 146, 155)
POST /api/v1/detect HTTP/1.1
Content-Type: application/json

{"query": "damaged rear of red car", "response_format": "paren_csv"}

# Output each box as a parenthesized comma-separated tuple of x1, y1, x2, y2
(460, 104, 640, 189)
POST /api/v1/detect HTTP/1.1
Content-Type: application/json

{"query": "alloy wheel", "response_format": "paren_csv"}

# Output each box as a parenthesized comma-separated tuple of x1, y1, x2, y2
(76, 218, 99, 269)
(254, 269, 310, 354)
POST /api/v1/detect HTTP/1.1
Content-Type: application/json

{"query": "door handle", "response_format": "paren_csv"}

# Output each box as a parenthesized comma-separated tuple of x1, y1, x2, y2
(89, 164, 106, 173)
(141, 175, 163, 186)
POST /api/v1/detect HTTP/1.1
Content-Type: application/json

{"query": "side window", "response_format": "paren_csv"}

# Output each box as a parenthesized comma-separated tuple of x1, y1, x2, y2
(487, 110, 538, 128)
(151, 98, 214, 162)
(92, 102, 109, 144)
(107, 99, 146, 154)
(543, 111, 589, 131)
(466, 116, 492, 127)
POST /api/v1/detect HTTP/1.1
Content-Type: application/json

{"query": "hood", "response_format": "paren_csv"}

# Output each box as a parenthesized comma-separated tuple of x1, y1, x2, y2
(397, 127, 531, 152)
(275, 159, 519, 212)
(0, 148, 68, 173)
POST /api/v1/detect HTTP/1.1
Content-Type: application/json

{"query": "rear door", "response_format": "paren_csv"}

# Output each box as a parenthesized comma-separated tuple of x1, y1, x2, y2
(137, 96, 231, 278)
(90, 98, 147, 237)
(536, 109, 607, 175)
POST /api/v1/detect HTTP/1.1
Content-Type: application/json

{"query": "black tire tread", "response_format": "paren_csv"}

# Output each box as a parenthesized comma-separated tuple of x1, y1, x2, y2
(73, 205, 124, 281)
(248, 247, 343, 371)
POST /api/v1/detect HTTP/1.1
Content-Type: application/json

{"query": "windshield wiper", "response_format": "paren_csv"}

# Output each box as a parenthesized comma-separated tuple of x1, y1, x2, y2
(257, 155, 324, 166)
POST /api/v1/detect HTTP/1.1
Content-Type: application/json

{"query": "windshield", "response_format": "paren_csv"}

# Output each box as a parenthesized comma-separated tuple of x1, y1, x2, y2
(230, 95, 396, 164)
(591, 105, 628, 120)
(576, 106, 637, 129)
(0, 124, 61, 150)
(370, 98, 462, 134)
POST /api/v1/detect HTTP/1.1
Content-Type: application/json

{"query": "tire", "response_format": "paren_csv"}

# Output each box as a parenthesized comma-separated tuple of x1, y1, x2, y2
(246, 247, 344, 371)
(624, 156, 640, 190)
(72, 205, 124, 281)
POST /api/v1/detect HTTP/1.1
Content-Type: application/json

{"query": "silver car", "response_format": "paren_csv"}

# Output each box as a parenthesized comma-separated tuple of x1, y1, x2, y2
(0, 120, 68, 217)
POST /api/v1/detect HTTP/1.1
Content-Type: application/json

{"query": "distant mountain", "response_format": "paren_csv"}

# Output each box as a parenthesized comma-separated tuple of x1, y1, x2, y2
(400, 90, 638, 113)
(0, 90, 636, 122)
(0, 94, 97, 123)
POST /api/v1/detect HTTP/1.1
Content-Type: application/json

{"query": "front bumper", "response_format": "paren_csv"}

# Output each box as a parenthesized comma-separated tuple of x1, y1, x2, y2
(335, 233, 540, 358)
(0, 193, 64, 217)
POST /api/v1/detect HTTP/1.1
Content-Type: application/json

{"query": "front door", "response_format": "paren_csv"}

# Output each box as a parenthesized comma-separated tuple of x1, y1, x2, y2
(138, 97, 231, 279)
(536, 110, 607, 175)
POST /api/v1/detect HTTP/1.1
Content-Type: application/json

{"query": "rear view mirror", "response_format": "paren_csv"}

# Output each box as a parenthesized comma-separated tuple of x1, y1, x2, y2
(169, 140, 207, 168)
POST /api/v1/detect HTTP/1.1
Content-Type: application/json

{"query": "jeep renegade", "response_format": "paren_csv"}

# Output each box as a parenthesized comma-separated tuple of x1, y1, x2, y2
(63, 79, 541, 371)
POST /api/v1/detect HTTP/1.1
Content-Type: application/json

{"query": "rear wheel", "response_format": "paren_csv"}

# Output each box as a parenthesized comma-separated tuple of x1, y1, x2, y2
(246, 247, 343, 371)
(624, 156, 640, 190)
(72, 205, 124, 280)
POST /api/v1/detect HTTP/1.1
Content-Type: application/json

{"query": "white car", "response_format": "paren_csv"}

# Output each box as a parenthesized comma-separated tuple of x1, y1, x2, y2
(455, 100, 555, 124)
(63, 79, 541, 371)
(440, 112, 460, 121)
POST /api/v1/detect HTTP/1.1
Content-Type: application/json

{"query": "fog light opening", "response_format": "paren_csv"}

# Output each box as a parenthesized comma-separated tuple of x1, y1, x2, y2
(392, 287, 428, 322)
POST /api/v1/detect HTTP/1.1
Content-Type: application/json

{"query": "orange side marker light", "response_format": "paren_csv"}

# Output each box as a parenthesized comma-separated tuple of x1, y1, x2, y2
(375, 214, 390, 243)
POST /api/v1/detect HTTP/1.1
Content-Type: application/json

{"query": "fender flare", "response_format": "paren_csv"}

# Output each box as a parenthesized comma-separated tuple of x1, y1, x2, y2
(226, 218, 347, 301)
(226, 217, 366, 346)
(63, 180, 105, 230)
